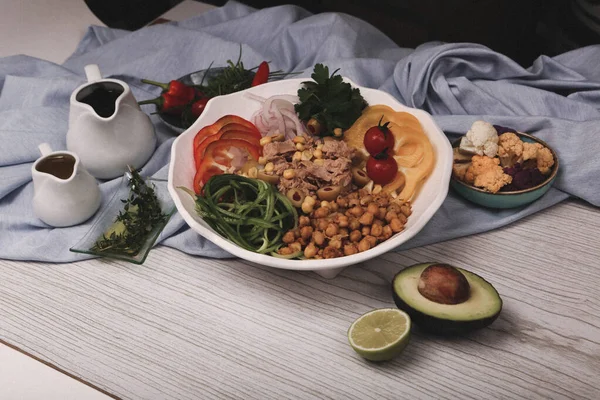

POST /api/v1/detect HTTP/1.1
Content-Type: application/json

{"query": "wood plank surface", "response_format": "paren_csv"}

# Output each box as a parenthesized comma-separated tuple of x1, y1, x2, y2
(1, 199, 599, 400)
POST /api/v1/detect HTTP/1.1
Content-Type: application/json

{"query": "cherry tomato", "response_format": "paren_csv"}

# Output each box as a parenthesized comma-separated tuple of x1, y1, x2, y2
(366, 155, 398, 185)
(364, 118, 394, 156)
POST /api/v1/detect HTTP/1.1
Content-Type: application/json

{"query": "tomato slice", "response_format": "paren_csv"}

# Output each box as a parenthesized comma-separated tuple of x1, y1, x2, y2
(193, 115, 260, 151)
(193, 139, 260, 193)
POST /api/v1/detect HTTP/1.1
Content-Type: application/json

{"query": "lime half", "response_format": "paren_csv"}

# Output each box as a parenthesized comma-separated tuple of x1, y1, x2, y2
(348, 308, 411, 361)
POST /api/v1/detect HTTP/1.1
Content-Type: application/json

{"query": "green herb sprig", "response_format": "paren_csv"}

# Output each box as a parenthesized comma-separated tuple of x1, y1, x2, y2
(181, 174, 297, 254)
(294, 63, 368, 136)
(91, 168, 168, 256)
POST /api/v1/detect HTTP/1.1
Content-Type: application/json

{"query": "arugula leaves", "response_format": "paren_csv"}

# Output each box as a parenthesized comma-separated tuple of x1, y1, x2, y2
(295, 64, 367, 136)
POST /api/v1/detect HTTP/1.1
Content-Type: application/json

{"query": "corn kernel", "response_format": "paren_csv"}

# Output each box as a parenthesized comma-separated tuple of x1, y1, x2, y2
(316, 143, 324, 150)
(264, 162, 274, 173)
(292, 151, 302, 162)
(313, 149, 323, 159)
(333, 128, 343, 137)
(259, 136, 272, 146)
(293, 136, 306, 144)
(283, 169, 296, 179)
(258, 156, 267, 165)
(295, 143, 305, 151)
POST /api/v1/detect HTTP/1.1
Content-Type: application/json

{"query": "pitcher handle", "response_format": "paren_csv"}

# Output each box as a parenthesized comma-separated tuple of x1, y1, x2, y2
(84, 64, 102, 82)
(38, 143, 53, 156)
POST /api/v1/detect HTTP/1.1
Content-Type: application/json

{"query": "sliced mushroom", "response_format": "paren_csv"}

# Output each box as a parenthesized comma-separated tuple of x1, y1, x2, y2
(317, 185, 342, 201)
(257, 171, 280, 185)
(351, 167, 370, 187)
(286, 188, 306, 208)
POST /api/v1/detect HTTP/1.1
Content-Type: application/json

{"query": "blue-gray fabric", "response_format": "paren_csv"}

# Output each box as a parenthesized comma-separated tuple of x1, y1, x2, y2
(0, 1, 598, 261)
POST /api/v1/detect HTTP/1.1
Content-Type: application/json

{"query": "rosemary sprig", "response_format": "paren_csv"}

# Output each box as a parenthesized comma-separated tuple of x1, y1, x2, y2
(91, 168, 168, 256)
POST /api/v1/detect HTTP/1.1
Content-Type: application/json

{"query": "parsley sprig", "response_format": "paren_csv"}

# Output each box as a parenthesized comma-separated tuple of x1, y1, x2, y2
(294, 64, 367, 137)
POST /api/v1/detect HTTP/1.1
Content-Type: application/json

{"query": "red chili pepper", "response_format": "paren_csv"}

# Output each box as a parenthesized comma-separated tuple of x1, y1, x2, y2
(141, 79, 196, 103)
(138, 92, 190, 115)
(251, 61, 270, 87)
(191, 97, 210, 118)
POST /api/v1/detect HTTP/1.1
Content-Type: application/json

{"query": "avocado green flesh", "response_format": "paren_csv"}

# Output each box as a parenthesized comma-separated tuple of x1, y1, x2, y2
(392, 263, 502, 334)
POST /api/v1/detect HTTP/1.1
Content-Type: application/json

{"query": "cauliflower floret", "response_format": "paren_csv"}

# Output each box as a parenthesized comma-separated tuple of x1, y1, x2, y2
(497, 132, 523, 167)
(459, 121, 499, 157)
(522, 142, 554, 174)
(464, 155, 512, 193)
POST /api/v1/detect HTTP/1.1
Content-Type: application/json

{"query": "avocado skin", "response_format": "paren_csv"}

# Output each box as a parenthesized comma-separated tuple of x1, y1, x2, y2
(391, 264, 503, 336)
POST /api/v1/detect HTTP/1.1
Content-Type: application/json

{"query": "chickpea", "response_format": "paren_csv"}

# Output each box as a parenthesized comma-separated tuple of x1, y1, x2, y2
(297, 237, 307, 246)
(398, 213, 408, 224)
(401, 204, 412, 217)
(304, 242, 317, 259)
(365, 235, 377, 247)
(344, 243, 358, 256)
(292, 151, 302, 162)
(317, 219, 329, 231)
(350, 230, 362, 243)
(358, 189, 369, 197)
(376, 196, 389, 207)
(358, 238, 371, 252)
(329, 237, 342, 249)
(338, 215, 349, 228)
(299, 216, 311, 227)
(359, 195, 373, 206)
(264, 162, 274, 173)
(387, 203, 401, 213)
(271, 133, 285, 142)
(377, 207, 387, 220)
(348, 198, 360, 207)
(382, 225, 393, 240)
(304, 196, 316, 206)
(313, 159, 325, 166)
(338, 228, 349, 237)
(312, 230, 325, 246)
(390, 218, 404, 233)
(313, 206, 330, 219)
(258, 156, 267, 165)
(370, 223, 383, 237)
(248, 167, 258, 179)
(300, 226, 313, 240)
(325, 223, 339, 237)
(313, 149, 323, 159)
(283, 231, 295, 244)
(330, 202, 339, 212)
(366, 202, 378, 215)
(349, 206, 364, 218)
(295, 143, 305, 151)
(349, 218, 361, 231)
(320, 201, 330, 209)
(361, 226, 371, 236)
(289, 242, 302, 253)
(323, 246, 341, 259)
(336, 196, 348, 208)
(385, 211, 399, 223)
(358, 211, 374, 226)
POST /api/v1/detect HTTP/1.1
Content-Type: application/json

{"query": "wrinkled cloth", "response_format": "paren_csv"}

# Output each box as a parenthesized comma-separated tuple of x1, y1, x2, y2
(0, 1, 598, 261)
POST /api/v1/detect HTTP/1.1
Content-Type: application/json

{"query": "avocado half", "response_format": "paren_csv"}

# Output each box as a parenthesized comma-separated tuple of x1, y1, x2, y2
(392, 263, 502, 335)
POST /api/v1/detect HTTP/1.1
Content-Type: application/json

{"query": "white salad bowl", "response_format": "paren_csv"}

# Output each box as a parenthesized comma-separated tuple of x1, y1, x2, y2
(168, 78, 453, 278)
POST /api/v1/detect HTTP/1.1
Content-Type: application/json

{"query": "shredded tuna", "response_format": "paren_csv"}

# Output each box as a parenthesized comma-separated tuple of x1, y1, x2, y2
(263, 141, 297, 160)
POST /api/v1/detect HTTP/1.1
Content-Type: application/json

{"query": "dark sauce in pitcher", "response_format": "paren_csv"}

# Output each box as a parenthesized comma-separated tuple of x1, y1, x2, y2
(75, 82, 124, 118)
(36, 154, 76, 180)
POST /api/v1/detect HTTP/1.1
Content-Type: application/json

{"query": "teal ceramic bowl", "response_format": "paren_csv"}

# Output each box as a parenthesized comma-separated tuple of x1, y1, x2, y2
(450, 132, 559, 209)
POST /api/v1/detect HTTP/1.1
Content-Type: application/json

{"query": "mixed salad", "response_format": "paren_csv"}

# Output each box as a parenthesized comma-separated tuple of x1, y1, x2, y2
(185, 64, 435, 259)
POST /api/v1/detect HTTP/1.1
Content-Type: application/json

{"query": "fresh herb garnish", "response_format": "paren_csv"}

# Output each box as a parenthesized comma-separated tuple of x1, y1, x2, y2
(181, 174, 297, 254)
(91, 168, 168, 256)
(294, 64, 367, 137)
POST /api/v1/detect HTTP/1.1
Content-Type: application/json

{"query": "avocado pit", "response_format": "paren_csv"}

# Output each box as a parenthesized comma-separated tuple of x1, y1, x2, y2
(417, 263, 470, 305)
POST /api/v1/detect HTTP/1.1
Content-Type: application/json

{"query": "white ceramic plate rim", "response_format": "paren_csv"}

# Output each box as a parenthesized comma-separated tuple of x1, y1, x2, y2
(168, 78, 453, 271)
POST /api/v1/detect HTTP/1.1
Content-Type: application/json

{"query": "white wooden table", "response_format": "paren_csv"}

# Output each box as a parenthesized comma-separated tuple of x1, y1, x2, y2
(1, 2, 599, 399)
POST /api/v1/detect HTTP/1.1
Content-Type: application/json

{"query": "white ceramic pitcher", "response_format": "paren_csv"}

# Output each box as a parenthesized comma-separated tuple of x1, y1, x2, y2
(32, 143, 101, 227)
(66, 64, 156, 180)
